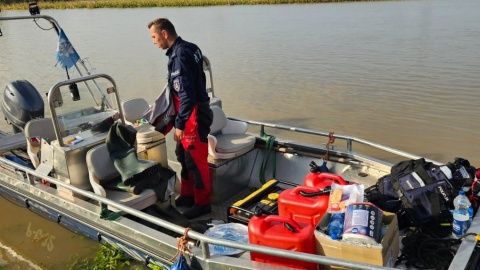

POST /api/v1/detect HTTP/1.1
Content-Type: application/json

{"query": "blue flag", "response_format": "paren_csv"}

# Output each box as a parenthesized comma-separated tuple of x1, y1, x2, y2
(55, 29, 80, 69)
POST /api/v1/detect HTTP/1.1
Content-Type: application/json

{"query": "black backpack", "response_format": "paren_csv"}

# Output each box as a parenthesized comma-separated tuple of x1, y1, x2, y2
(366, 158, 476, 228)
(364, 174, 402, 214)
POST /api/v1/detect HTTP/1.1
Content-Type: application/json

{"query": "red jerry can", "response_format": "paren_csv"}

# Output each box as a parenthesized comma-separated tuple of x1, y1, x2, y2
(248, 215, 319, 270)
(304, 172, 347, 189)
(278, 186, 330, 227)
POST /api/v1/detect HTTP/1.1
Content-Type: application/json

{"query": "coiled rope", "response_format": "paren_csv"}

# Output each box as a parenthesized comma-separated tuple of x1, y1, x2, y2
(396, 228, 478, 270)
(169, 227, 192, 262)
(322, 131, 335, 161)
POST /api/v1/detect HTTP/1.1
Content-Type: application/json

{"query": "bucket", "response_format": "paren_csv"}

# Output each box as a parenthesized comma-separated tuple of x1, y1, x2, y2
(278, 186, 330, 227)
(343, 202, 383, 244)
(135, 126, 167, 167)
(248, 215, 319, 270)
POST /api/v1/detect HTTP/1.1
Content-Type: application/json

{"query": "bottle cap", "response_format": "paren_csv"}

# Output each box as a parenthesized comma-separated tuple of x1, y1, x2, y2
(268, 193, 279, 201)
(330, 203, 340, 212)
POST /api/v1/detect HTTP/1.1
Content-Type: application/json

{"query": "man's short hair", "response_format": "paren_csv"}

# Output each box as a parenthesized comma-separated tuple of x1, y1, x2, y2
(148, 18, 177, 36)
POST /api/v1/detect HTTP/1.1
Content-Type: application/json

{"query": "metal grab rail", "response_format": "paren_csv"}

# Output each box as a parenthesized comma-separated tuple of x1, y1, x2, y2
(0, 15, 60, 29)
(0, 156, 396, 270)
(229, 117, 442, 165)
(47, 73, 124, 147)
(203, 56, 215, 98)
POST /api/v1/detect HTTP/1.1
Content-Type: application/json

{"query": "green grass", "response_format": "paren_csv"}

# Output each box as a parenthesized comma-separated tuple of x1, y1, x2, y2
(66, 243, 163, 270)
(1, 0, 380, 10)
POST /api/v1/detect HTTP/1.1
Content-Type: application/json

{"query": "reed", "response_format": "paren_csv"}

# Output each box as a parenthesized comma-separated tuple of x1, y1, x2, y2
(1, 0, 376, 10)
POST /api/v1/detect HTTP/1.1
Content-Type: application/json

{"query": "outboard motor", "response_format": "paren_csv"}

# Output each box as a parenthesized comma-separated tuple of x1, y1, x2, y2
(1, 80, 44, 133)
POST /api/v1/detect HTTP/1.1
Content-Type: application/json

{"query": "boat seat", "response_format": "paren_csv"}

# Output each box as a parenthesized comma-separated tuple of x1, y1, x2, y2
(86, 143, 157, 211)
(121, 98, 149, 126)
(208, 106, 256, 159)
(24, 118, 57, 168)
(121, 98, 165, 143)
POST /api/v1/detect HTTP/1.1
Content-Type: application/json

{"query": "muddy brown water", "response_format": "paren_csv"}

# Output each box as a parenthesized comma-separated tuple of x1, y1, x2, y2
(0, 0, 479, 267)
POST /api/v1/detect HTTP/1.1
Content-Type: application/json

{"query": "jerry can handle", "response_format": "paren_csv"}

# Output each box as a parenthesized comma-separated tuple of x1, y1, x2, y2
(298, 186, 331, 197)
(317, 172, 348, 185)
(264, 215, 302, 232)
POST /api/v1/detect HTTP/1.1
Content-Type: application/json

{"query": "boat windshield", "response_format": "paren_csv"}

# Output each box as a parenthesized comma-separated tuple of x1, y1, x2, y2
(50, 79, 119, 136)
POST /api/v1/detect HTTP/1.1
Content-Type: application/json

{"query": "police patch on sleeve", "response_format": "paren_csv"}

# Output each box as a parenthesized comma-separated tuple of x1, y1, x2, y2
(171, 69, 180, 77)
(173, 78, 181, 92)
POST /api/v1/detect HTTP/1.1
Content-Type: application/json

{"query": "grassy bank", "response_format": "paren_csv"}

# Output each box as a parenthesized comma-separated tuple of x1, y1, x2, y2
(1, 0, 379, 10)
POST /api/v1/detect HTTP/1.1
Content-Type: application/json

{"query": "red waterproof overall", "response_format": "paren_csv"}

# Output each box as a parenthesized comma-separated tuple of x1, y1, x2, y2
(172, 95, 211, 205)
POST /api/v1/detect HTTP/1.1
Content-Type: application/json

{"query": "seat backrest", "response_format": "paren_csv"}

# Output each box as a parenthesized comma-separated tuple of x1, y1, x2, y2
(25, 118, 57, 143)
(210, 106, 227, 135)
(24, 118, 57, 168)
(86, 144, 119, 185)
(121, 98, 149, 124)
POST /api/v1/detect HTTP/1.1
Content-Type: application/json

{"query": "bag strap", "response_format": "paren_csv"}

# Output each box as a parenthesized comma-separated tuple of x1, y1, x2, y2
(429, 192, 441, 219)
(413, 159, 438, 184)
(414, 165, 436, 185)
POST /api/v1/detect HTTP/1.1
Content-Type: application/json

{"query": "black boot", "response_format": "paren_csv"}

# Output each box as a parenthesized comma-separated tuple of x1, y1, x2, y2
(175, 195, 194, 207)
(182, 204, 211, 219)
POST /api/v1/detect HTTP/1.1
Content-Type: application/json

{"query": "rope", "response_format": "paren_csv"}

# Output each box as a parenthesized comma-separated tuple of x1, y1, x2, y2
(396, 228, 477, 269)
(259, 132, 276, 184)
(99, 203, 122, 221)
(169, 227, 192, 262)
(322, 132, 335, 161)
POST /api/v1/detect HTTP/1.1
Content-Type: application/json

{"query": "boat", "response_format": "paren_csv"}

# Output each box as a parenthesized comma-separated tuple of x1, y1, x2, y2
(0, 12, 479, 270)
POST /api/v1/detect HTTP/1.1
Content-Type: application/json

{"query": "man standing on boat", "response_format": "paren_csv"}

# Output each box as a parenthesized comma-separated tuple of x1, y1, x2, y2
(148, 18, 213, 219)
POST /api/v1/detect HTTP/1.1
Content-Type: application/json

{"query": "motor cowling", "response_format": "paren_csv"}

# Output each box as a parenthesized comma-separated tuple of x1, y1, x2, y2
(1, 80, 44, 133)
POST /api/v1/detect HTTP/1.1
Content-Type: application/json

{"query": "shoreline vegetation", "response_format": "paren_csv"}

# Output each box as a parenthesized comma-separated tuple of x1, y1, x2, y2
(1, 0, 381, 10)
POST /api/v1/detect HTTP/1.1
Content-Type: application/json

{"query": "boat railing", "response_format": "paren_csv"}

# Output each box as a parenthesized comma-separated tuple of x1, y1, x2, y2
(0, 156, 396, 270)
(230, 117, 443, 165)
(47, 73, 124, 146)
(203, 56, 215, 98)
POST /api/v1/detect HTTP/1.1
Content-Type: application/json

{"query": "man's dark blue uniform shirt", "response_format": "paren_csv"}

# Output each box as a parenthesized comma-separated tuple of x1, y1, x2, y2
(166, 37, 209, 131)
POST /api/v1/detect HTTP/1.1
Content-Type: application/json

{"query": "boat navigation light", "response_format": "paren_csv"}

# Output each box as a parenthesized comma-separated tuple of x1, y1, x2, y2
(29, 2, 40, 16)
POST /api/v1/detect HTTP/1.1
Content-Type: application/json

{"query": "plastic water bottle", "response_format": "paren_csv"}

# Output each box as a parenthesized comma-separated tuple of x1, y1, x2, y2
(468, 206, 473, 227)
(328, 213, 345, 240)
(452, 190, 471, 238)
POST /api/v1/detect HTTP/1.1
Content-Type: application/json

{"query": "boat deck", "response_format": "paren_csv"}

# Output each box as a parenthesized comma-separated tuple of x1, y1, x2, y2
(0, 131, 26, 153)
(173, 187, 254, 223)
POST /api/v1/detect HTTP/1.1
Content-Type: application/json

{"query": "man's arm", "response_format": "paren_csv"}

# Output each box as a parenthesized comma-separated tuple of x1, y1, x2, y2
(172, 49, 197, 131)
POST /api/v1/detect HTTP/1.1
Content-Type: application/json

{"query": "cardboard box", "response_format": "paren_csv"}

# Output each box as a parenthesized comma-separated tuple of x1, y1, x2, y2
(315, 211, 399, 270)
